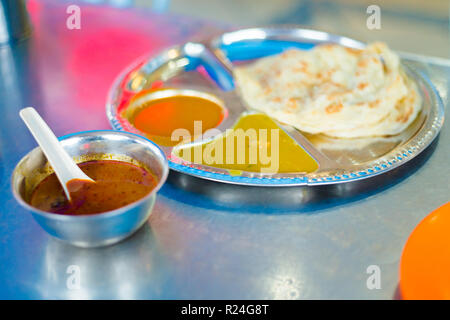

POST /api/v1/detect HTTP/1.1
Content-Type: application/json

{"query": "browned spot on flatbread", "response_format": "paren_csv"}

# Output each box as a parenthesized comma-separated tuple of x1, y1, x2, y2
(293, 61, 309, 73)
(321, 44, 335, 51)
(287, 98, 297, 110)
(317, 69, 335, 81)
(395, 96, 415, 123)
(369, 99, 380, 108)
(396, 106, 413, 123)
(272, 97, 281, 103)
(357, 59, 368, 68)
(326, 90, 349, 100)
(281, 50, 296, 58)
(357, 82, 368, 90)
(345, 47, 360, 55)
(326, 102, 343, 114)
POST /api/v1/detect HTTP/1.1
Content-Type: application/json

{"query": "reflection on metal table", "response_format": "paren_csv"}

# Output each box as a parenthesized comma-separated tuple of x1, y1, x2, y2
(0, 0, 449, 299)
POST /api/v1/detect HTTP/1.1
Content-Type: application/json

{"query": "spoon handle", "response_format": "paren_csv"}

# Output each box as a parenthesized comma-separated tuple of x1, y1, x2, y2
(20, 107, 93, 200)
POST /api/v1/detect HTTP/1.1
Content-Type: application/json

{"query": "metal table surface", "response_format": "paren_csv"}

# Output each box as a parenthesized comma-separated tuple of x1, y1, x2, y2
(0, 1, 449, 299)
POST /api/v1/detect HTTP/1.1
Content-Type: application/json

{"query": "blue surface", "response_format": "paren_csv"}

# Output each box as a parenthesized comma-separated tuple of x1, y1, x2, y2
(1, 1, 450, 300)
(219, 40, 315, 61)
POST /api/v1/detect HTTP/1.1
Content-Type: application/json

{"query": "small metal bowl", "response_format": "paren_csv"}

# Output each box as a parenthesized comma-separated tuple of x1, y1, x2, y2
(11, 130, 169, 248)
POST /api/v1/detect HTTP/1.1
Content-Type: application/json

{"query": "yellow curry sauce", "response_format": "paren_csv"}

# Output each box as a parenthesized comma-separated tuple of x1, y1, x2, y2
(173, 113, 319, 174)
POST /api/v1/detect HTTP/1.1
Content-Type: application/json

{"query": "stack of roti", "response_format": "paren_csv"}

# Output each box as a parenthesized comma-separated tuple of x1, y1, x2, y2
(234, 42, 422, 138)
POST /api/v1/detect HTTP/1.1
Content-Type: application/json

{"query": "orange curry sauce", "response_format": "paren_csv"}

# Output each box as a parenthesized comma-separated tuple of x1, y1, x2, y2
(30, 160, 158, 215)
(127, 90, 226, 146)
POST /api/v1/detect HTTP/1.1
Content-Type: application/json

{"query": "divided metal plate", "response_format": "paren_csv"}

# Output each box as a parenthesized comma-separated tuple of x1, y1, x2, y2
(106, 27, 444, 186)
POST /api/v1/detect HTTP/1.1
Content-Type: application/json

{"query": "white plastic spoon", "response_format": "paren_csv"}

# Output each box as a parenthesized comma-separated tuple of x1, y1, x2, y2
(20, 107, 94, 201)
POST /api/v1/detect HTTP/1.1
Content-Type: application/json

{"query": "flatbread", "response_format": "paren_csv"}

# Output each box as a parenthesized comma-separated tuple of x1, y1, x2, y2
(234, 42, 422, 138)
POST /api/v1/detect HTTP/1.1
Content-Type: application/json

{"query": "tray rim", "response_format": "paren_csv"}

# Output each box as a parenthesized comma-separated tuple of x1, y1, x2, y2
(106, 26, 445, 187)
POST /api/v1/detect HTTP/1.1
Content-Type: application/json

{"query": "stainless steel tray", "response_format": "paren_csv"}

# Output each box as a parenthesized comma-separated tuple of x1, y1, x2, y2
(106, 27, 445, 187)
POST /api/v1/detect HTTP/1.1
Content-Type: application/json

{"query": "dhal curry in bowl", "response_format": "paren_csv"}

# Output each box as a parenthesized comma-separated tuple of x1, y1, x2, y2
(12, 130, 168, 247)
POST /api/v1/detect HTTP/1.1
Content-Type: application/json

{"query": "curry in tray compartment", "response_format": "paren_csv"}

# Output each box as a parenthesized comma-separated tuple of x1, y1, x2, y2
(122, 89, 226, 147)
(173, 113, 319, 174)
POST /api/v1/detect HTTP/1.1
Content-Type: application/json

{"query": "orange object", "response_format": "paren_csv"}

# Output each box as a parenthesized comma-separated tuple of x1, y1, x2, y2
(400, 202, 450, 300)
(123, 89, 226, 146)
